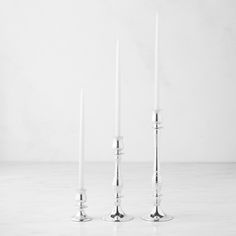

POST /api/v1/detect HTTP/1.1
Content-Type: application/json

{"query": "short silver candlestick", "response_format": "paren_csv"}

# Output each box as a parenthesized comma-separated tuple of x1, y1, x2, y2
(142, 110, 173, 222)
(103, 136, 133, 222)
(72, 188, 92, 222)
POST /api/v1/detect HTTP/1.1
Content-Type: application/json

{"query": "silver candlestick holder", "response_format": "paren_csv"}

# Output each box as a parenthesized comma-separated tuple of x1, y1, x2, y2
(72, 188, 92, 222)
(142, 110, 173, 222)
(103, 136, 133, 222)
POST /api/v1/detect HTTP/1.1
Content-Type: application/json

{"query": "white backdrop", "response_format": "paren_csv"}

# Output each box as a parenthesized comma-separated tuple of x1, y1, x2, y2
(0, 0, 235, 162)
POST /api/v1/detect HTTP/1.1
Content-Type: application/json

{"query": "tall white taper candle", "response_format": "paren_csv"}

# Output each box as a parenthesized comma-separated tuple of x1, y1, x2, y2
(115, 40, 121, 137)
(79, 89, 84, 189)
(154, 13, 159, 110)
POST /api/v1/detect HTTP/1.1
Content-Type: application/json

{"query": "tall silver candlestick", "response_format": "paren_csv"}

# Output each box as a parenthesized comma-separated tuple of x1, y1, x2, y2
(142, 110, 173, 222)
(103, 136, 133, 222)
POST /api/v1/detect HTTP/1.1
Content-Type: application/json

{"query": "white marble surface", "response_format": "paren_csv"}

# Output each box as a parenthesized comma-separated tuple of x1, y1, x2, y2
(0, 162, 235, 235)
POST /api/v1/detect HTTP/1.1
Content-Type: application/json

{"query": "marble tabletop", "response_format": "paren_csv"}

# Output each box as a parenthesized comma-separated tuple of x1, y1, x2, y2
(0, 162, 235, 236)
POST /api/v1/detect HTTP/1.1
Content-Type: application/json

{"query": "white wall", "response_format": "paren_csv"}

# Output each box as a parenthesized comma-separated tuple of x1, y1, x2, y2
(0, 0, 235, 162)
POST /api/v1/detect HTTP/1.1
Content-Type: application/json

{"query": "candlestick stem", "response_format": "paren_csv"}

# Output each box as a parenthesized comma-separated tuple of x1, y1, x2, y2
(142, 110, 173, 222)
(103, 136, 133, 222)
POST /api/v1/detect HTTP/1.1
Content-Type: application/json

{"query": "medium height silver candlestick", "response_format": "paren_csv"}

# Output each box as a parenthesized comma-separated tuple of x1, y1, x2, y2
(103, 136, 133, 222)
(142, 110, 173, 222)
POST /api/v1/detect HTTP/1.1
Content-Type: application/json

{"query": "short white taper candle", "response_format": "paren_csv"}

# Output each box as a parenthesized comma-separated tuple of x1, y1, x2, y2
(78, 89, 85, 189)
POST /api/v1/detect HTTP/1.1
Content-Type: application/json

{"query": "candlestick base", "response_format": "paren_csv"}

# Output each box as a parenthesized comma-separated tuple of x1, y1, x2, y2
(103, 205, 133, 222)
(142, 206, 173, 222)
(72, 189, 92, 222)
(72, 210, 92, 222)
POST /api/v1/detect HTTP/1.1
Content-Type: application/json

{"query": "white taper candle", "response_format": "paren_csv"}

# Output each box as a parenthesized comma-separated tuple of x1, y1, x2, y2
(79, 89, 85, 189)
(154, 13, 160, 110)
(115, 40, 121, 137)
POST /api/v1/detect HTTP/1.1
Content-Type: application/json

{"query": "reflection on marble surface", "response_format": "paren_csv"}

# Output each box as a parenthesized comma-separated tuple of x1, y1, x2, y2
(0, 162, 236, 235)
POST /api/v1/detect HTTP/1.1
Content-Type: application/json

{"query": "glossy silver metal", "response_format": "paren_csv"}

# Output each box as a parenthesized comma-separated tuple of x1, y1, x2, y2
(72, 189, 92, 222)
(142, 110, 173, 222)
(103, 136, 133, 222)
